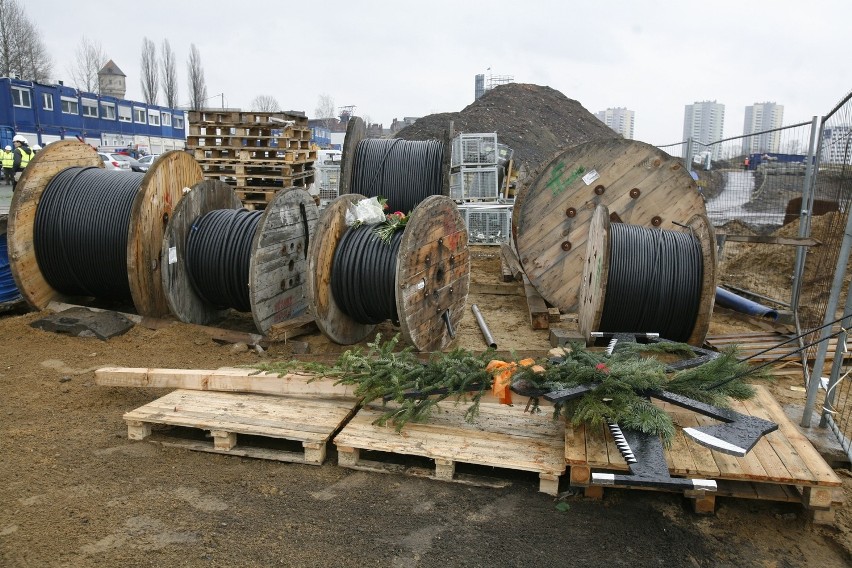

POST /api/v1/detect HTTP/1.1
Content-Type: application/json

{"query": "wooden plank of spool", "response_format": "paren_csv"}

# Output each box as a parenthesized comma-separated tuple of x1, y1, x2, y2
(685, 212, 717, 346)
(306, 194, 376, 345)
(396, 195, 470, 352)
(339, 117, 366, 196)
(249, 187, 319, 334)
(579, 204, 715, 346)
(7, 141, 103, 310)
(513, 138, 705, 314)
(161, 179, 240, 327)
(127, 150, 203, 317)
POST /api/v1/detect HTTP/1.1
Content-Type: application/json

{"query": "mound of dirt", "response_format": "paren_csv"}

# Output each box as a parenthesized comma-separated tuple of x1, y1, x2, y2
(394, 83, 617, 173)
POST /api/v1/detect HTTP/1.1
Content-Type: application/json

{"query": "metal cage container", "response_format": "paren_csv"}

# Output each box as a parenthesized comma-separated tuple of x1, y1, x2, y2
(451, 133, 499, 168)
(315, 165, 341, 201)
(450, 166, 500, 201)
(458, 203, 513, 245)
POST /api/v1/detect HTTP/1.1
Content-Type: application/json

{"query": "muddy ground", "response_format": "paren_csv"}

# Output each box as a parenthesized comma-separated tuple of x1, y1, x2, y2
(1, 250, 851, 567)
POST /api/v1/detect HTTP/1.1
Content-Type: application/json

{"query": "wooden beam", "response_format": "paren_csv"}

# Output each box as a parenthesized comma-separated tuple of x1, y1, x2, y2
(522, 276, 550, 330)
(95, 366, 356, 397)
(265, 314, 318, 342)
(469, 282, 524, 296)
(499, 242, 523, 281)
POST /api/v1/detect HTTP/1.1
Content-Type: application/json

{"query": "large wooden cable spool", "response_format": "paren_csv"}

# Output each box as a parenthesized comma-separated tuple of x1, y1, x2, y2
(513, 138, 706, 314)
(7, 141, 202, 316)
(579, 204, 716, 346)
(162, 181, 318, 334)
(307, 194, 469, 351)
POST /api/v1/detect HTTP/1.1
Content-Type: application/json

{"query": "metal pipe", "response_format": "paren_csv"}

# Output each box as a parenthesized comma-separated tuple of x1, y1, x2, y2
(471, 304, 496, 349)
(441, 309, 455, 339)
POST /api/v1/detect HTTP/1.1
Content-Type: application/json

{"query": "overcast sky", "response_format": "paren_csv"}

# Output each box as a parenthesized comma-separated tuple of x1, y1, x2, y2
(32, 0, 850, 146)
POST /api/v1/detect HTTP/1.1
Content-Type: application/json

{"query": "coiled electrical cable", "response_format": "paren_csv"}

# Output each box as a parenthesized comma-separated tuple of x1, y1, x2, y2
(34, 167, 142, 301)
(598, 224, 703, 342)
(184, 208, 262, 312)
(0, 231, 22, 303)
(351, 139, 444, 213)
(330, 224, 404, 325)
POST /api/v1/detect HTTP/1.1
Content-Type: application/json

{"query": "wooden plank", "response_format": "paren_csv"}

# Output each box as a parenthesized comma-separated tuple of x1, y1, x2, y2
(96, 366, 356, 397)
(265, 314, 318, 342)
(584, 422, 613, 468)
(670, 412, 721, 478)
(522, 275, 549, 330)
(469, 282, 524, 296)
(499, 242, 523, 281)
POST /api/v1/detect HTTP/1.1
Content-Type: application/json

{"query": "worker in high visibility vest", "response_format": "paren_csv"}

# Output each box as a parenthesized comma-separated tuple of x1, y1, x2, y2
(12, 134, 33, 191)
(1, 144, 13, 186)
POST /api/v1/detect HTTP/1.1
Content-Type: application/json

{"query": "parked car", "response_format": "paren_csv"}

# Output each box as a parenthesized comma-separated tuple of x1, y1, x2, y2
(98, 152, 130, 171)
(109, 153, 146, 172)
(136, 154, 160, 171)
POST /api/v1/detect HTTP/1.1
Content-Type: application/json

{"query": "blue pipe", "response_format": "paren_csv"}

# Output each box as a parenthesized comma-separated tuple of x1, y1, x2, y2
(0, 231, 23, 304)
(715, 287, 779, 320)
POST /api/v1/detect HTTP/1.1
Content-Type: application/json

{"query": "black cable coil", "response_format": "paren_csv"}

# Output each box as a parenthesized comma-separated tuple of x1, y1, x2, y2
(185, 208, 262, 312)
(34, 167, 143, 301)
(331, 225, 404, 325)
(598, 223, 703, 342)
(351, 139, 444, 214)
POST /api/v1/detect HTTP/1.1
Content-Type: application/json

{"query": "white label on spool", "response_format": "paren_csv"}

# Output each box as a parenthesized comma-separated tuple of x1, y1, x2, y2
(582, 169, 600, 185)
(168, 246, 177, 265)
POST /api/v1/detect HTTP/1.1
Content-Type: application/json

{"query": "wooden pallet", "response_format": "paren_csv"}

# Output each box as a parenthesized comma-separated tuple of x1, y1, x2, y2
(123, 390, 360, 465)
(565, 386, 843, 522)
(192, 147, 316, 164)
(334, 402, 566, 495)
(199, 162, 309, 177)
(706, 332, 851, 365)
(188, 110, 308, 127)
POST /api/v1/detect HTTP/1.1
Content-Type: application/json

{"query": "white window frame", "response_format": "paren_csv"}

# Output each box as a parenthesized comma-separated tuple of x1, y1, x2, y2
(174, 115, 185, 129)
(118, 105, 132, 123)
(42, 92, 53, 111)
(148, 110, 161, 126)
(61, 97, 79, 115)
(82, 98, 98, 118)
(134, 107, 146, 124)
(101, 102, 116, 120)
(161, 112, 172, 127)
(11, 86, 32, 108)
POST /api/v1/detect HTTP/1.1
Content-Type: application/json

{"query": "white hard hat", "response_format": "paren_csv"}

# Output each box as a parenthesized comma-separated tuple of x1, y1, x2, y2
(12, 134, 27, 144)
(4, 145, 10, 151)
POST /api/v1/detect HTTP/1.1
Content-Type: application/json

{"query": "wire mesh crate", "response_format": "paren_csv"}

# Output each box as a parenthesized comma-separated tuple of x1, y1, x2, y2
(450, 166, 500, 200)
(451, 133, 499, 168)
(315, 165, 341, 201)
(458, 203, 513, 245)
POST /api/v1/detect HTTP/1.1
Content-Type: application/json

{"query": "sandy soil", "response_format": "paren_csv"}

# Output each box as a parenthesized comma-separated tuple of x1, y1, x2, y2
(1, 248, 851, 567)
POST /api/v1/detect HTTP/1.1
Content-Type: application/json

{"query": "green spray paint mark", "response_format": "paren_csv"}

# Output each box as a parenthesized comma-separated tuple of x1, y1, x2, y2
(546, 164, 585, 196)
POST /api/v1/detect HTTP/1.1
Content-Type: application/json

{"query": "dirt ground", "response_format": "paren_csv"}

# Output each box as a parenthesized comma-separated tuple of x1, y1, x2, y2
(1, 249, 851, 567)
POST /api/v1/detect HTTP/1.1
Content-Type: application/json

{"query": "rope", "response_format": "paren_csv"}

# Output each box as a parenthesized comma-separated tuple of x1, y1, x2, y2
(184, 208, 262, 312)
(599, 223, 703, 342)
(331, 224, 403, 325)
(351, 139, 444, 213)
(0, 231, 22, 303)
(34, 167, 142, 301)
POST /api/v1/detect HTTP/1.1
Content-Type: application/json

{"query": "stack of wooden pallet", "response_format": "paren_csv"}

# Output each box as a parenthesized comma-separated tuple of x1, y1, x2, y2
(187, 110, 318, 210)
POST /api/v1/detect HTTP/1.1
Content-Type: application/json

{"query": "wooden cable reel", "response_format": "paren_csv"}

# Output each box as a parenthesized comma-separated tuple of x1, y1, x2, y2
(579, 204, 716, 346)
(161, 180, 319, 334)
(513, 138, 707, 314)
(307, 194, 470, 351)
(7, 141, 202, 316)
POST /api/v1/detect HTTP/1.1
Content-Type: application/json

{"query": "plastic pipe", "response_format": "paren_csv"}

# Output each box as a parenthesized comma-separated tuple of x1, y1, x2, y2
(715, 287, 779, 320)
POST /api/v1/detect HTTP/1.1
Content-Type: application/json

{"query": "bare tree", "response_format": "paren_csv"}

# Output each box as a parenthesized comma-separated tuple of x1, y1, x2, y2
(251, 95, 281, 112)
(160, 39, 178, 108)
(187, 43, 207, 111)
(68, 37, 106, 92)
(140, 37, 158, 105)
(0, 0, 52, 82)
(315, 94, 335, 130)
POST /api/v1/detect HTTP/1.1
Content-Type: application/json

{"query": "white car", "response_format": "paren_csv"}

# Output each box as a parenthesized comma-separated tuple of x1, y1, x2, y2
(136, 154, 160, 167)
(98, 152, 130, 171)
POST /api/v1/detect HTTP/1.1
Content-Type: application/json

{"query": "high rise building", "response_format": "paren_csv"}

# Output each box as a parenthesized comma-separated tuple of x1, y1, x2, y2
(595, 107, 635, 139)
(682, 100, 725, 161)
(742, 102, 784, 155)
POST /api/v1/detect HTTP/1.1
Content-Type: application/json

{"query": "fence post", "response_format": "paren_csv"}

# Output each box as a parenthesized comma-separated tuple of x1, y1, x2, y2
(820, 277, 852, 427)
(791, 116, 821, 315)
(684, 137, 694, 172)
(802, 208, 852, 427)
